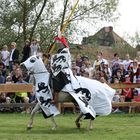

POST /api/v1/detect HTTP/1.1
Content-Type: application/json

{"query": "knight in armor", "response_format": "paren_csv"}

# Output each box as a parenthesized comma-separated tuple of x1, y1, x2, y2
(51, 36, 80, 103)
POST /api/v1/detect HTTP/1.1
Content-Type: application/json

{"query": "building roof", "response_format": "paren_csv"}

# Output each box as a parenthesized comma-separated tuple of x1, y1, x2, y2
(82, 26, 132, 47)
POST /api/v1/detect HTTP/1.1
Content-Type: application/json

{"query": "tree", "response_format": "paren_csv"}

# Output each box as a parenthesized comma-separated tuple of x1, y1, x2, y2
(0, 0, 119, 49)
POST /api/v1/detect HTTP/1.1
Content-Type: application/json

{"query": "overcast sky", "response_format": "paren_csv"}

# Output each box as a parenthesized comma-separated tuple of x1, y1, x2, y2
(73, 0, 140, 45)
(114, 0, 140, 39)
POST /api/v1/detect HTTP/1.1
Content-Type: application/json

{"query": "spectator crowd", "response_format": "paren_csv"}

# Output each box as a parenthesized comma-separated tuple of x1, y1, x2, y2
(0, 39, 140, 113)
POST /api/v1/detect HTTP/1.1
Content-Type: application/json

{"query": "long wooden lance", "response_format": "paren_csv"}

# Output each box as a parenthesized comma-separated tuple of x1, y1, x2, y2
(48, 0, 80, 54)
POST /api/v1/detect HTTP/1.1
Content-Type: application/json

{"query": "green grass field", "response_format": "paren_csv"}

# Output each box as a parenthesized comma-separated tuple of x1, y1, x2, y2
(0, 113, 140, 140)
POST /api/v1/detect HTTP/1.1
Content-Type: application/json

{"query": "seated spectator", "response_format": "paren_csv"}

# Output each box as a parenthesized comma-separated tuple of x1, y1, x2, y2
(119, 63, 126, 76)
(81, 55, 89, 65)
(0, 92, 7, 103)
(135, 64, 140, 80)
(0, 62, 6, 82)
(0, 71, 5, 84)
(0, 92, 12, 112)
(92, 70, 101, 81)
(99, 76, 107, 83)
(133, 78, 140, 102)
(4, 75, 15, 103)
(101, 62, 111, 82)
(82, 71, 90, 78)
(112, 78, 122, 102)
(130, 59, 139, 83)
(111, 69, 125, 83)
(71, 60, 80, 76)
(12, 67, 23, 83)
(83, 61, 93, 78)
(112, 78, 123, 113)
(75, 54, 82, 68)
(14, 71, 30, 113)
(122, 75, 133, 102)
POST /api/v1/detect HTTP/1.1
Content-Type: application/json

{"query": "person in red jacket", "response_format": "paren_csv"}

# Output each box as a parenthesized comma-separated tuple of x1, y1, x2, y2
(122, 74, 133, 102)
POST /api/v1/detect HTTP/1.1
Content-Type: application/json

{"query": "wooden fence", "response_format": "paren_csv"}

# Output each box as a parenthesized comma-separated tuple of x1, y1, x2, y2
(0, 83, 140, 113)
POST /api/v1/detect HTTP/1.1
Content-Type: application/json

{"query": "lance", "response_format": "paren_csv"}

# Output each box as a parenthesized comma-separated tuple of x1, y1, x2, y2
(48, 0, 80, 54)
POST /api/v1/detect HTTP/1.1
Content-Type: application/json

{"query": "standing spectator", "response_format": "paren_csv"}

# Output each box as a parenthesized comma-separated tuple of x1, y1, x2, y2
(9, 42, 19, 71)
(30, 39, 40, 56)
(111, 53, 121, 76)
(11, 67, 23, 83)
(92, 51, 108, 70)
(0, 45, 10, 69)
(128, 59, 138, 83)
(122, 75, 133, 102)
(21, 39, 31, 62)
(101, 62, 112, 82)
(123, 53, 133, 72)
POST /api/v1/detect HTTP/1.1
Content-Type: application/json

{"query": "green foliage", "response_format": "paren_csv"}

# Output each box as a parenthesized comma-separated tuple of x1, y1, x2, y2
(0, 0, 119, 49)
(70, 45, 137, 62)
(112, 45, 137, 59)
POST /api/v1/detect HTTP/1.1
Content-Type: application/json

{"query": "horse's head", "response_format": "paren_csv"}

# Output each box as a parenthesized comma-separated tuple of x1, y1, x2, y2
(20, 55, 47, 74)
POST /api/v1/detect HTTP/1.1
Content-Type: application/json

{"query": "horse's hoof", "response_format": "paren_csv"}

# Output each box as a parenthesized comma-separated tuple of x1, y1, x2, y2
(75, 121, 80, 129)
(89, 126, 93, 130)
(87, 126, 93, 131)
(51, 125, 57, 130)
(27, 126, 32, 131)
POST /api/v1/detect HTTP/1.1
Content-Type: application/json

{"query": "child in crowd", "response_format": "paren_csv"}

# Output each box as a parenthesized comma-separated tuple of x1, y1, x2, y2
(122, 75, 133, 102)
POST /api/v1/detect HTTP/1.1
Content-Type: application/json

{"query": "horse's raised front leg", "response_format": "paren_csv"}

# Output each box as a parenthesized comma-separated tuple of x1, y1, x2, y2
(51, 116, 58, 130)
(75, 112, 83, 129)
(27, 103, 40, 130)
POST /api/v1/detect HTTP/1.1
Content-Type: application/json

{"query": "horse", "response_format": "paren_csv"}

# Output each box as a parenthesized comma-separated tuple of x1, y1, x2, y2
(21, 55, 115, 130)
(21, 55, 59, 130)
